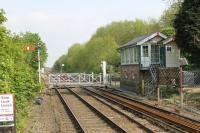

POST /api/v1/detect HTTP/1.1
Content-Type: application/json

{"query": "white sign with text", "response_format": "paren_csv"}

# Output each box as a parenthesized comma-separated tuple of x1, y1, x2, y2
(0, 94, 14, 122)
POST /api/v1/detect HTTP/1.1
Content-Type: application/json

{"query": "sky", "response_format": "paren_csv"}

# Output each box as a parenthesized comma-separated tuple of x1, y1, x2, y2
(0, 0, 168, 67)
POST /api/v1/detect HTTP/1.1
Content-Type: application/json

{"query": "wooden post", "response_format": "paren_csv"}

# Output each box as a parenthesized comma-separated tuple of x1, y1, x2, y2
(180, 67, 183, 108)
(141, 80, 144, 96)
(109, 74, 112, 86)
(157, 87, 160, 104)
(157, 68, 160, 104)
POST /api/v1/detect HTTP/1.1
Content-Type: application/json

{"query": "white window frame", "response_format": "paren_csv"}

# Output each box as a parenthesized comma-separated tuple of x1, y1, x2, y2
(121, 47, 139, 65)
(126, 48, 130, 64)
(134, 47, 139, 63)
(166, 45, 172, 53)
(130, 47, 133, 64)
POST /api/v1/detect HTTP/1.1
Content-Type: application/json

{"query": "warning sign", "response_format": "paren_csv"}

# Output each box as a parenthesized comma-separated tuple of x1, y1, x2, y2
(0, 94, 14, 122)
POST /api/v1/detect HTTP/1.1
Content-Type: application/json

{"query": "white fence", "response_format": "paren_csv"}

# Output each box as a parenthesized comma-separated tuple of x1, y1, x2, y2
(49, 73, 102, 85)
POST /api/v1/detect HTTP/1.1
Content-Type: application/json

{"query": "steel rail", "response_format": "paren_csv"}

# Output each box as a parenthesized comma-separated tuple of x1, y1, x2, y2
(98, 87, 200, 123)
(82, 87, 188, 133)
(55, 88, 86, 133)
(84, 90, 155, 133)
(90, 87, 200, 133)
(67, 88, 127, 133)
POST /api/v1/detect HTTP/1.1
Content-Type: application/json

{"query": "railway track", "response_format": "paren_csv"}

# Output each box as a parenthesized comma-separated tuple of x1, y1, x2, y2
(82, 87, 200, 133)
(72, 87, 158, 133)
(52, 94, 77, 133)
(56, 88, 127, 133)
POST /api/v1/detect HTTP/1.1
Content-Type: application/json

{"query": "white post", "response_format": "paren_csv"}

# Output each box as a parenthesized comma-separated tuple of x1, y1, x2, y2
(92, 72, 94, 83)
(89, 74, 91, 83)
(100, 73, 102, 84)
(37, 44, 41, 83)
(79, 73, 80, 84)
(61, 64, 64, 73)
(84, 72, 86, 82)
(101, 61, 107, 85)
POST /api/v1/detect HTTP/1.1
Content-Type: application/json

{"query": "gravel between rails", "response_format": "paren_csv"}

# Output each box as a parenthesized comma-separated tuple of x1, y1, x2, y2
(53, 93, 77, 133)
(72, 87, 146, 133)
(59, 89, 117, 133)
(85, 87, 168, 133)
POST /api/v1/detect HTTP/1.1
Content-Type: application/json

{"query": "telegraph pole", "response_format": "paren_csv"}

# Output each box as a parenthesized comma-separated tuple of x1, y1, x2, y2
(37, 44, 41, 83)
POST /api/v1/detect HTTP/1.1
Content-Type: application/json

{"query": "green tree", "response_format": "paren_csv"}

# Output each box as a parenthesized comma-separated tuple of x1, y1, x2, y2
(20, 32, 48, 70)
(160, 0, 182, 27)
(53, 19, 161, 73)
(161, 27, 175, 36)
(174, 0, 200, 68)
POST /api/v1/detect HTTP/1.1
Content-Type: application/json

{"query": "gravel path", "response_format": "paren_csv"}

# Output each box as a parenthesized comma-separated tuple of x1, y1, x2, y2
(22, 89, 76, 133)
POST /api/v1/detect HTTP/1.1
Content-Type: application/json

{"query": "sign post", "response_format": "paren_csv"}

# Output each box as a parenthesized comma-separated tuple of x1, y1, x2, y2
(0, 94, 15, 133)
(37, 44, 41, 83)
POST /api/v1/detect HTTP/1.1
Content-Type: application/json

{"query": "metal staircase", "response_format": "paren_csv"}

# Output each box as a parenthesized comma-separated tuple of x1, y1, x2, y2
(144, 64, 160, 97)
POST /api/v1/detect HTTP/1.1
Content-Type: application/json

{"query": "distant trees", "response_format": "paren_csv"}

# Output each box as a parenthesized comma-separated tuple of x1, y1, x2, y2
(174, 0, 200, 68)
(53, 19, 161, 73)
(54, 0, 200, 73)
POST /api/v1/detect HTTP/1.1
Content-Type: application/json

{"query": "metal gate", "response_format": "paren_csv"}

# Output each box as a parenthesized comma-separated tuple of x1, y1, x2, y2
(49, 73, 102, 86)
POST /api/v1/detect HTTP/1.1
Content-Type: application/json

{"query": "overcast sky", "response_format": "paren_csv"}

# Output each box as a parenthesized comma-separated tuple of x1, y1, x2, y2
(1, 0, 168, 67)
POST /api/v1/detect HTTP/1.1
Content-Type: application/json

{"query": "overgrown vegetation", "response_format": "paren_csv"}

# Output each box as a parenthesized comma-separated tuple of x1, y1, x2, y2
(0, 10, 47, 131)
(174, 0, 200, 69)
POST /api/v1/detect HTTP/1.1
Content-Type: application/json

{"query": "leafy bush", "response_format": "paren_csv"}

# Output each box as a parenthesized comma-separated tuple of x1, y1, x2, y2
(0, 10, 47, 131)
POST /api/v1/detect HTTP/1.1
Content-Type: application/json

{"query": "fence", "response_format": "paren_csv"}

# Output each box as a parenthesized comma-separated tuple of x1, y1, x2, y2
(49, 73, 102, 85)
(144, 67, 200, 98)
(144, 66, 180, 98)
(183, 71, 200, 88)
(182, 71, 200, 113)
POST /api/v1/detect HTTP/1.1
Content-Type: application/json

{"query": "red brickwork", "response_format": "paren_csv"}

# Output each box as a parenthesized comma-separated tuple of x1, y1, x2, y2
(120, 65, 141, 93)
(121, 65, 140, 81)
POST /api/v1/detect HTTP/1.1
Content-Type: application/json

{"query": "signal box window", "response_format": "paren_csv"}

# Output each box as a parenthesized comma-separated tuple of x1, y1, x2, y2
(167, 46, 172, 52)
(143, 46, 148, 57)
